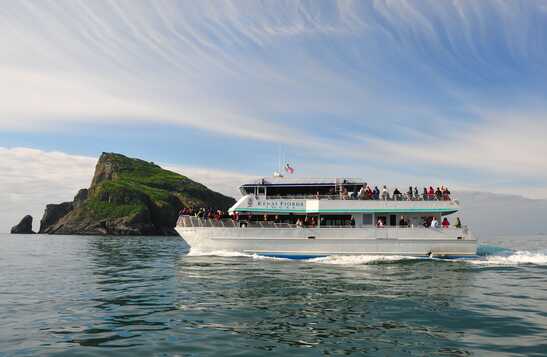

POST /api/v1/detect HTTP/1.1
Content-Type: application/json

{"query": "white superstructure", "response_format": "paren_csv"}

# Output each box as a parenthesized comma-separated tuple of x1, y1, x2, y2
(176, 177, 477, 259)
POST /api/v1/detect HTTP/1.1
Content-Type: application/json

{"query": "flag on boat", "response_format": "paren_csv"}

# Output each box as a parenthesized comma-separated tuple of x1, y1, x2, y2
(284, 163, 294, 174)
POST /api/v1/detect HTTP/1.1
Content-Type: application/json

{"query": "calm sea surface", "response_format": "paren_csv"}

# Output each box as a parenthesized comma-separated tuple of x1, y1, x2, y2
(1, 233, 547, 356)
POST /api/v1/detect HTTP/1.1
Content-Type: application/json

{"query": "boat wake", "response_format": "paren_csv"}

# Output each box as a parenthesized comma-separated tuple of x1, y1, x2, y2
(306, 251, 547, 266)
(465, 250, 547, 266)
(307, 255, 420, 265)
(186, 246, 547, 266)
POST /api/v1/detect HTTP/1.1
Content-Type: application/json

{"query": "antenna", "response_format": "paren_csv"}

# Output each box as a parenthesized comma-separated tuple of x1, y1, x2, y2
(273, 144, 284, 177)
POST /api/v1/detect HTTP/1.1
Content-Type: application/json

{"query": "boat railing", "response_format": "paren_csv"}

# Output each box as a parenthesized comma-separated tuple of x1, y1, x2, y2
(177, 215, 299, 228)
(263, 194, 454, 202)
(177, 216, 469, 233)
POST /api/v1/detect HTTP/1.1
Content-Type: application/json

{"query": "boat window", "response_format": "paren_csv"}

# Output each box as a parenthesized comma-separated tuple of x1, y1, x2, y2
(362, 214, 373, 225)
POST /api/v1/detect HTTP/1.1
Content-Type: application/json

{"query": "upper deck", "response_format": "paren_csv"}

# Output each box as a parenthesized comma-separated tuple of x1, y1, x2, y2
(236, 177, 456, 213)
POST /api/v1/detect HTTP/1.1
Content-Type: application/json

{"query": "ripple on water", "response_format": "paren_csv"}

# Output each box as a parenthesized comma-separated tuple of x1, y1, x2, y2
(1, 235, 547, 356)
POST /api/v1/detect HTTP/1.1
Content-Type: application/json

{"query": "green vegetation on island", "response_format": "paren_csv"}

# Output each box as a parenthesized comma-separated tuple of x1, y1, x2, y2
(36, 152, 235, 235)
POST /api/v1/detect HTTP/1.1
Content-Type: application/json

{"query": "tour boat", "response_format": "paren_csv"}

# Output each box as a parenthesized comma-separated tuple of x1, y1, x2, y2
(176, 177, 478, 259)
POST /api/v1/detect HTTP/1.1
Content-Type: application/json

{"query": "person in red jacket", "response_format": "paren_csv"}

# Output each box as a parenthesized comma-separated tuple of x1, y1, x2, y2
(442, 217, 450, 228)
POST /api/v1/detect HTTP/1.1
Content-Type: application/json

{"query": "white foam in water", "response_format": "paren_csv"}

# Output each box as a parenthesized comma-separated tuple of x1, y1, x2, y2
(187, 249, 253, 258)
(187, 249, 547, 266)
(307, 255, 419, 265)
(464, 251, 547, 266)
(187, 249, 292, 261)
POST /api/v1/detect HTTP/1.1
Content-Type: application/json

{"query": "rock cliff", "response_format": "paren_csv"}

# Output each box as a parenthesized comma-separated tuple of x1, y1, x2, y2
(38, 152, 235, 235)
(11, 215, 35, 234)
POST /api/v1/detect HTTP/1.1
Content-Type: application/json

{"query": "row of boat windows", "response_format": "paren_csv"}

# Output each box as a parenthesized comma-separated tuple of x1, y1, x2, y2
(231, 214, 446, 227)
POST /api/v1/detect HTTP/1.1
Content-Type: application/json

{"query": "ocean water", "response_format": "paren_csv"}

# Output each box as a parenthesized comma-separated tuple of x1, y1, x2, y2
(1, 234, 547, 356)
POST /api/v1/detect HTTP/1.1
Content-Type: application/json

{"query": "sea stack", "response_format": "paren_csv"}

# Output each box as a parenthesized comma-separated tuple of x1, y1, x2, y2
(38, 152, 235, 236)
(10, 215, 35, 234)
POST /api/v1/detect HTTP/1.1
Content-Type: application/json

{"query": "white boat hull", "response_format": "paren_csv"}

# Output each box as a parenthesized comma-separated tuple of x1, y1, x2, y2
(176, 227, 478, 258)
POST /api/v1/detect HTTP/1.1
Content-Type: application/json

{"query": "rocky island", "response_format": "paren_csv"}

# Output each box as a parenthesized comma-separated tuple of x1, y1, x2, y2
(28, 152, 235, 236)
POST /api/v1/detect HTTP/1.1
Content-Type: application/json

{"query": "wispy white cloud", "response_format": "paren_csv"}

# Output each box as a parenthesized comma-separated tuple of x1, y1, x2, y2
(1, 1, 547, 199)
(351, 112, 547, 179)
(0, 147, 96, 233)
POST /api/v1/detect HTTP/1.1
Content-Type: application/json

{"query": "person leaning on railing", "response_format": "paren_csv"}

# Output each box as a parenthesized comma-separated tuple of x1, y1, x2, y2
(381, 185, 389, 200)
(377, 217, 384, 228)
(442, 217, 450, 228)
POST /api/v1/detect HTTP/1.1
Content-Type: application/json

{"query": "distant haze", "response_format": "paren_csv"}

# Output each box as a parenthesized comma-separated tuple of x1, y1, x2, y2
(456, 192, 547, 239)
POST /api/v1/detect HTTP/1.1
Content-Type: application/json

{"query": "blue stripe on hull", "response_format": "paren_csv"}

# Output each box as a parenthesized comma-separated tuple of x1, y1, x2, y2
(256, 253, 479, 260)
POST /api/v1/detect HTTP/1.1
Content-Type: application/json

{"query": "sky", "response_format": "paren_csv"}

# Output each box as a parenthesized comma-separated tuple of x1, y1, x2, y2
(2, 1, 547, 231)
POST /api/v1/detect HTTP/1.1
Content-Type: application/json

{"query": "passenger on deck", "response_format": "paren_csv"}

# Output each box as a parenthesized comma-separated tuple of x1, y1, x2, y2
(358, 186, 366, 200)
(407, 186, 413, 200)
(341, 187, 349, 200)
(366, 186, 373, 200)
(393, 188, 402, 200)
(381, 185, 390, 200)
(428, 186, 435, 200)
(414, 187, 419, 200)
(442, 217, 450, 228)
(399, 216, 408, 227)
(435, 187, 442, 200)
(443, 187, 451, 201)
(296, 218, 303, 227)
(373, 186, 380, 200)
(377, 218, 384, 228)
(430, 217, 439, 228)
(455, 217, 462, 228)
(423, 187, 428, 200)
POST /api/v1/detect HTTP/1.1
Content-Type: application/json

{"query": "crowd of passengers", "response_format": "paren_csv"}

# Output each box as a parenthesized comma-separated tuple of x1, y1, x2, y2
(376, 216, 462, 229)
(334, 184, 452, 201)
(179, 207, 230, 220)
(178, 207, 463, 229)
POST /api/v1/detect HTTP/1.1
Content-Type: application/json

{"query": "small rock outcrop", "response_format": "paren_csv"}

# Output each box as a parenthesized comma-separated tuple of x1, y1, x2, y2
(11, 215, 35, 234)
(38, 152, 236, 235)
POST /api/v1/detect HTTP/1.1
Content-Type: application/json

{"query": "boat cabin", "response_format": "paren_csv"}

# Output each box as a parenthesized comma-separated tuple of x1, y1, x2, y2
(232, 177, 459, 229)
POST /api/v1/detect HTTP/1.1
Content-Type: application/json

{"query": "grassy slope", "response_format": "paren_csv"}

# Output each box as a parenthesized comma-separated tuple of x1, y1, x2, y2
(78, 154, 234, 223)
